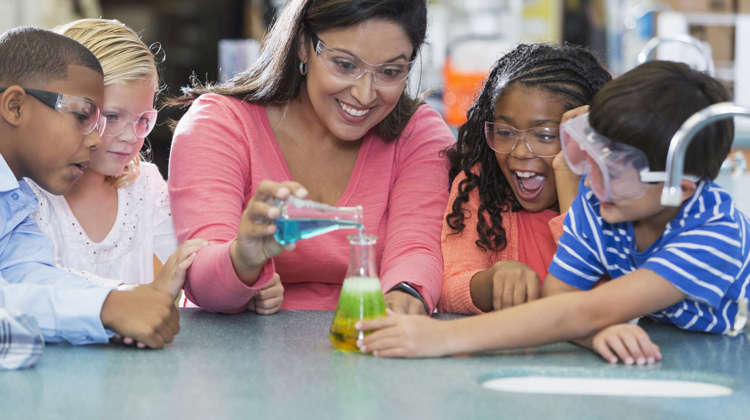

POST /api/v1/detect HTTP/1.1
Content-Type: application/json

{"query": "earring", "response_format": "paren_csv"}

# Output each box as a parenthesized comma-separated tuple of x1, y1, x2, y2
(299, 61, 308, 76)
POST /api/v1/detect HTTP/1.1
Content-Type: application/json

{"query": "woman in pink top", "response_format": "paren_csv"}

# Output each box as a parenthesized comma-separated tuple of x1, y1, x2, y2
(167, 0, 453, 314)
(439, 44, 611, 314)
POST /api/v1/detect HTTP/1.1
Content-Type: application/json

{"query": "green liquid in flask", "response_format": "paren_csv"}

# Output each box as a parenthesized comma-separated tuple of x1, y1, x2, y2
(329, 276, 386, 352)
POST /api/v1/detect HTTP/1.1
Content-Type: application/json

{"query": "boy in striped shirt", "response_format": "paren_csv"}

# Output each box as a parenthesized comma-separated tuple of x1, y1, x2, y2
(356, 61, 750, 363)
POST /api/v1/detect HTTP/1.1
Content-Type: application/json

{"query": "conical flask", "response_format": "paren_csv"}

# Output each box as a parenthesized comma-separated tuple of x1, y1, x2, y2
(274, 196, 363, 245)
(329, 234, 386, 351)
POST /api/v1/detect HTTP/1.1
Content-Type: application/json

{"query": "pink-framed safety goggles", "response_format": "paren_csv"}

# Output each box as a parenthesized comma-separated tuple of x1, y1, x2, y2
(560, 113, 699, 203)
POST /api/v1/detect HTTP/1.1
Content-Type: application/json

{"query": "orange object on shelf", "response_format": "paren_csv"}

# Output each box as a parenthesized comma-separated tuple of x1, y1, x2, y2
(442, 57, 489, 126)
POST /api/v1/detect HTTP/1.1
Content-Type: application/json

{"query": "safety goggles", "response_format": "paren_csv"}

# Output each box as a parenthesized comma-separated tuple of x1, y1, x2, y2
(103, 108, 158, 138)
(0, 87, 106, 136)
(311, 33, 413, 86)
(484, 121, 560, 158)
(560, 113, 699, 202)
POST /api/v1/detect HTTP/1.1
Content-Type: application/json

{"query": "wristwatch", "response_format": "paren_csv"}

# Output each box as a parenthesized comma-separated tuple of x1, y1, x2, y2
(387, 282, 431, 314)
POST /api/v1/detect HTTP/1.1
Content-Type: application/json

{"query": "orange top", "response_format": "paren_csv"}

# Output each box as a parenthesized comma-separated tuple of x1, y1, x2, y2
(438, 169, 565, 314)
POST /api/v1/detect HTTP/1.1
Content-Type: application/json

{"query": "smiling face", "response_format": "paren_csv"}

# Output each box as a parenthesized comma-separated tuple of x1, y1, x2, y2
(299, 18, 413, 142)
(91, 78, 156, 177)
(492, 83, 567, 212)
(19, 64, 104, 194)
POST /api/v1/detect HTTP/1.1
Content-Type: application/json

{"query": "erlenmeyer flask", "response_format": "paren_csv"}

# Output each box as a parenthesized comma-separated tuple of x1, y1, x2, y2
(274, 196, 363, 245)
(329, 234, 386, 352)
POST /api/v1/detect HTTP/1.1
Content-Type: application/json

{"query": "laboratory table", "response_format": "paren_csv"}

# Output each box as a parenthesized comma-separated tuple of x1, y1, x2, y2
(1, 309, 748, 420)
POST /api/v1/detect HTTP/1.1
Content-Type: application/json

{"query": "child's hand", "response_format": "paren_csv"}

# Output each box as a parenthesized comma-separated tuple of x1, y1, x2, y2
(248, 272, 284, 315)
(356, 312, 448, 358)
(554, 105, 589, 173)
(552, 105, 588, 213)
(487, 261, 540, 310)
(591, 324, 662, 365)
(560, 105, 589, 125)
(555, 105, 589, 173)
(100, 286, 180, 349)
(230, 180, 307, 279)
(152, 238, 209, 298)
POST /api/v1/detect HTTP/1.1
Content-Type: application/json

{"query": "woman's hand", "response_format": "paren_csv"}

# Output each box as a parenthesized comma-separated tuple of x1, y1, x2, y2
(247, 272, 285, 315)
(384, 290, 428, 315)
(152, 238, 209, 298)
(591, 323, 662, 365)
(230, 180, 308, 283)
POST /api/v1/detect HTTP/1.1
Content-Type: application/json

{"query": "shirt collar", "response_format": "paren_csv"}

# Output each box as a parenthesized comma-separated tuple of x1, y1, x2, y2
(0, 153, 21, 192)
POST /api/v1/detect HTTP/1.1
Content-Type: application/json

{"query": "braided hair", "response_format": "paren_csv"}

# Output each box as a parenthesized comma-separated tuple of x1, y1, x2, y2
(445, 43, 611, 252)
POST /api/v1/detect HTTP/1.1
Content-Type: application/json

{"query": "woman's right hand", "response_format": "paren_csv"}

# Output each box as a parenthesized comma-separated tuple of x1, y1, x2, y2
(230, 180, 308, 283)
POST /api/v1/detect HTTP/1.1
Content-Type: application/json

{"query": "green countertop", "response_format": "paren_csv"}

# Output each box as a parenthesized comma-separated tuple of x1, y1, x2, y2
(1, 309, 748, 420)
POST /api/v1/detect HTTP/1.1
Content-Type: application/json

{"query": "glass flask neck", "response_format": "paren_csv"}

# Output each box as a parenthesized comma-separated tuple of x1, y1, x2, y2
(345, 234, 377, 279)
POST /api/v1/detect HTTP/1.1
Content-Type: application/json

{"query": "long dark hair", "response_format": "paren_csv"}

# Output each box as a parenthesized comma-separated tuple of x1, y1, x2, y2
(445, 43, 611, 252)
(167, 0, 427, 141)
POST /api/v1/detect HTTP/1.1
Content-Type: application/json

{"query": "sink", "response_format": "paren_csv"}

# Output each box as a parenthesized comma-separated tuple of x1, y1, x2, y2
(480, 367, 733, 398)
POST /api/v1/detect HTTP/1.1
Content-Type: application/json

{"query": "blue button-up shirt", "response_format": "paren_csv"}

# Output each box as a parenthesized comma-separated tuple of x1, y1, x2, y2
(0, 154, 112, 344)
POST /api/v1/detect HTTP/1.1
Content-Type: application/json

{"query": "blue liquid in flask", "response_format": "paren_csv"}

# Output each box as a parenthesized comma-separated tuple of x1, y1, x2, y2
(275, 218, 363, 245)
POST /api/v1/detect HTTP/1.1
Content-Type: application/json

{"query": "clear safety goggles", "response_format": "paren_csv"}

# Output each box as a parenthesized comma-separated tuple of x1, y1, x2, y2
(311, 33, 413, 86)
(103, 108, 158, 138)
(560, 113, 699, 202)
(0, 87, 106, 136)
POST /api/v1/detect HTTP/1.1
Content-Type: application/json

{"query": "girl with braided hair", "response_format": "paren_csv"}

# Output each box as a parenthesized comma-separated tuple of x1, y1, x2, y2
(439, 44, 611, 314)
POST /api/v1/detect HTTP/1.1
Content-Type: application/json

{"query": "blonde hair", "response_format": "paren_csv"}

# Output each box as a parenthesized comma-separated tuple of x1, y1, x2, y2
(56, 18, 159, 188)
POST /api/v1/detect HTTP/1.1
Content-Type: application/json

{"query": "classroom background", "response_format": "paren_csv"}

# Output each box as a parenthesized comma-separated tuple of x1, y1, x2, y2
(1, 0, 748, 211)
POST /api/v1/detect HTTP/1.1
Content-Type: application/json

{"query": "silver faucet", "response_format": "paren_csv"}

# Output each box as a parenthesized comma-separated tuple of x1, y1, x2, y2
(636, 35, 716, 77)
(662, 103, 750, 206)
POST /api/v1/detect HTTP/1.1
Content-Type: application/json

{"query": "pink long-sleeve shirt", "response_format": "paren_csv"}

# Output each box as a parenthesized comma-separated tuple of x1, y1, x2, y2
(169, 94, 455, 313)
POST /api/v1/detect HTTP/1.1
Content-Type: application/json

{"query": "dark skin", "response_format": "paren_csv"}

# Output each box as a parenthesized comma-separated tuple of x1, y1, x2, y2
(0, 67, 179, 348)
(468, 85, 578, 312)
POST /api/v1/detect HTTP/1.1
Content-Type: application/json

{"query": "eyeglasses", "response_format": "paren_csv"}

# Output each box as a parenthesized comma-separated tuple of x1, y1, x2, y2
(103, 108, 158, 138)
(310, 33, 413, 86)
(560, 112, 699, 202)
(484, 121, 561, 158)
(0, 87, 106, 136)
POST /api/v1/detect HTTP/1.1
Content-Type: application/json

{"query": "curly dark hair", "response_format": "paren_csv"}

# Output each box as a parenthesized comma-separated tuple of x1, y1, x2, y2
(445, 43, 611, 252)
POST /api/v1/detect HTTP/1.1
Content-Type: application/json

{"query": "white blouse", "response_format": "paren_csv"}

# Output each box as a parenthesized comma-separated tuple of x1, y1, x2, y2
(28, 162, 178, 287)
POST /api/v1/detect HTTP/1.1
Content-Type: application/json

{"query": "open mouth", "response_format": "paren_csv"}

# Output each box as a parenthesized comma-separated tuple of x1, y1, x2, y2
(513, 170, 546, 201)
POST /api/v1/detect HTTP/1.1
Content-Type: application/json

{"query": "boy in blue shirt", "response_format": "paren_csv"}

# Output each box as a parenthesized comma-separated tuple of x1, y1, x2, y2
(0, 27, 178, 348)
(356, 61, 750, 363)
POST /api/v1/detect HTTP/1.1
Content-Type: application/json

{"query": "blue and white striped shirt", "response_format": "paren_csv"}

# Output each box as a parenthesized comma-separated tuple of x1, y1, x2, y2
(549, 179, 750, 334)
